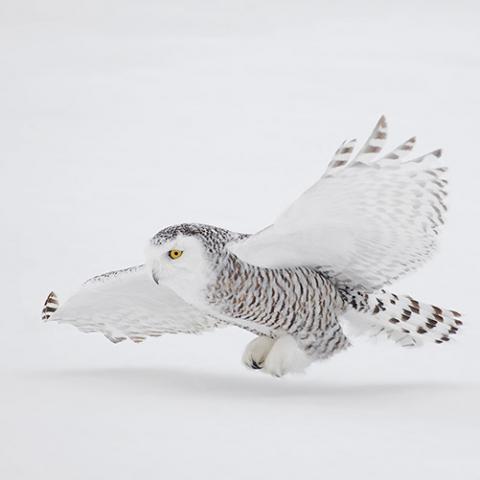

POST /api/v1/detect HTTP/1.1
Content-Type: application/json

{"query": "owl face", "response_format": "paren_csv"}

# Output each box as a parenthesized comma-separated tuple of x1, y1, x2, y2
(145, 234, 214, 305)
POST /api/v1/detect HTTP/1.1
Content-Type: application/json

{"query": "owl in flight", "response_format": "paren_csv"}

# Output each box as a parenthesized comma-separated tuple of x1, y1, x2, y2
(43, 117, 462, 377)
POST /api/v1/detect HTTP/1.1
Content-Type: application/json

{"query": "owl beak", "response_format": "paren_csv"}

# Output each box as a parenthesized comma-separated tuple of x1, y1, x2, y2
(152, 270, 160, 285)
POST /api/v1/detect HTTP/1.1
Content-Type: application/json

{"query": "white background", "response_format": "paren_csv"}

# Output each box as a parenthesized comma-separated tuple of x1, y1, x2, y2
(1, 1, 479, 479)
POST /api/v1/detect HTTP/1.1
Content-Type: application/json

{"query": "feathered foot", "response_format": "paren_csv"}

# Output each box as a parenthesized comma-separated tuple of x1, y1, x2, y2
(242, 335, 276, 370)
(262, 334, 311, 377)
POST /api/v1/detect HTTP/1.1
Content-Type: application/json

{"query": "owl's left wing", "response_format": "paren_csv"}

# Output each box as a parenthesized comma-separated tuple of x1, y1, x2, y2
(229, 117, 447, 291)
(42, 265, 222, 343)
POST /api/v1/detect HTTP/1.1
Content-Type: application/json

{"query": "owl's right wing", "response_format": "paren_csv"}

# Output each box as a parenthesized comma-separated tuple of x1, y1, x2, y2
(229, 117, 447, 291)
(42, 265, 222, 343)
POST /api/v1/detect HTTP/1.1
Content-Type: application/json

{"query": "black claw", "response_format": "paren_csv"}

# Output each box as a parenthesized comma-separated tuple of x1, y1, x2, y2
(250, 360, 262, 370)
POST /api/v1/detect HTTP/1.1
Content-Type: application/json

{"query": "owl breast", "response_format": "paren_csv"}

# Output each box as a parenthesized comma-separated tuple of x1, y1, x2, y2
(205, 252, 345, 348)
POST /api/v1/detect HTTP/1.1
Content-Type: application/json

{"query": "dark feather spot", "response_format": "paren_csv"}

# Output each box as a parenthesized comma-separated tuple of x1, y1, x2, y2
(250, 360, 262, 370)
(365, 145, 381, 154)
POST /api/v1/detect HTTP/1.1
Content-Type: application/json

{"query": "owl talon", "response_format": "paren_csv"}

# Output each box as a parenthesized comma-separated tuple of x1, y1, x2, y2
(242, 335, 276, 371)
(250, 359, 262, 370)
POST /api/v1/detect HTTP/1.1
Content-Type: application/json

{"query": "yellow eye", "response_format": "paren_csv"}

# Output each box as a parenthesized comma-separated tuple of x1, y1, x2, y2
(168, 249, 183, 260)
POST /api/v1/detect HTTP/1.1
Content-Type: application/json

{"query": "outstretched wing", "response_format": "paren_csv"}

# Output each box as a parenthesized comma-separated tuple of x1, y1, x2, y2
(42, 265, 222, 343)
(229, 117, 447, 291)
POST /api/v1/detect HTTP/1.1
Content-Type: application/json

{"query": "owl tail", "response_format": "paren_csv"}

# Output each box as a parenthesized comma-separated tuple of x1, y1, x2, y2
(340, 289, 463, 347)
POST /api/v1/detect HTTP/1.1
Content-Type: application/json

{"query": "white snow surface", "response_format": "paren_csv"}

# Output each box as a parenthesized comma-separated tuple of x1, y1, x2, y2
(1, 1, 479, 478)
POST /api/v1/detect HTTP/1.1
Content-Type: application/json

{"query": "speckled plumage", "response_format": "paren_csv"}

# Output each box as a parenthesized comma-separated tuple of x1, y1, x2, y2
(151, 223, 349, 358)
(42, 117, 463, 377)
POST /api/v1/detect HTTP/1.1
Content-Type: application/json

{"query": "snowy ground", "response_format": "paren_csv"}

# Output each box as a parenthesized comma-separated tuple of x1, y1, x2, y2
(1, 1, 479, 478)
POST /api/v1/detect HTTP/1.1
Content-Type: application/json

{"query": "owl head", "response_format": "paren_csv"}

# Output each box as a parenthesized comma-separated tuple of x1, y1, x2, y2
(145, 223, 243, 304)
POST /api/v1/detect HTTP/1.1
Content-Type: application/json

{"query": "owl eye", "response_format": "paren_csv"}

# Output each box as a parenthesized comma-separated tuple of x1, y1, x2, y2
(168, 249, 183, 260)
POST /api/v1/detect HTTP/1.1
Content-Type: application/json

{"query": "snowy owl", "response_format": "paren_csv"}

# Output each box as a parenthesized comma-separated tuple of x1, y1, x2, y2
(42, 117, 462, 377)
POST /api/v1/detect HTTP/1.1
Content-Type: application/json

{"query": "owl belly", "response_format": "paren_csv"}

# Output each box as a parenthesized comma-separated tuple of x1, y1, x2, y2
(211, 311, 277, 337)
(206, 257, 346, 353)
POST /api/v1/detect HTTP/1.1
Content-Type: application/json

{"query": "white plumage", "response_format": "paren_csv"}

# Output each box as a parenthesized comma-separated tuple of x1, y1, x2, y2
(42, 117, 462, 377)
(43, 266, 221, 344)
(229, 116, 446, 290)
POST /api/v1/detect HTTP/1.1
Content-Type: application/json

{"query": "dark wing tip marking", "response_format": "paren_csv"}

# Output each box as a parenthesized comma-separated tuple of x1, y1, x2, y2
(401, 137, 416, 150)
(42, 291, 59, 321)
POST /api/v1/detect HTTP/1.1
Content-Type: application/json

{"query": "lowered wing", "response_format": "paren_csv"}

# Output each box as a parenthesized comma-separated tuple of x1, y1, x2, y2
(42, 265, 222, 343)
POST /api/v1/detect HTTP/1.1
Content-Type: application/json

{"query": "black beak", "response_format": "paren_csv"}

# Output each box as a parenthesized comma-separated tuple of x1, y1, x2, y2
(152, 271, 160, 285)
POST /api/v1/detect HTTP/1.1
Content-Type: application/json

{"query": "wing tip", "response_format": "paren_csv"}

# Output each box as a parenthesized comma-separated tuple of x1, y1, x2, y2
(400, 136, 416, 152)
(42, 291, 59, 321)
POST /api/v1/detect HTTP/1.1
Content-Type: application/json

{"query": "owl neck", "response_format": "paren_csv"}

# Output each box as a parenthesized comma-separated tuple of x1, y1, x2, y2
(205, 249, 257, 303)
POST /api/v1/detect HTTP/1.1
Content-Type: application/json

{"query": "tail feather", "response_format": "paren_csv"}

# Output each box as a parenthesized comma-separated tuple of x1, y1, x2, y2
(341, 289, 463, 347)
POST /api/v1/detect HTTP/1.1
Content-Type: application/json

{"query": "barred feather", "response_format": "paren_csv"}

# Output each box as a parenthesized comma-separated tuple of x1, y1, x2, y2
(353, 115, 388, 164)
(381, 136, 416, 162)
(341, 289, 463, 347)
(326, 138, 357, 173)
(42, 291, 59, 321)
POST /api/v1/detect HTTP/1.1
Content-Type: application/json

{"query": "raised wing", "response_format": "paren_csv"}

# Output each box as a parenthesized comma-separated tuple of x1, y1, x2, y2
(42, 265, 222, 343)
(229, 117, 447, 291)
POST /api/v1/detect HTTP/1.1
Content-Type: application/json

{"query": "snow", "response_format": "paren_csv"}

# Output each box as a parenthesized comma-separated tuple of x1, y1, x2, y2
(1, 1, 479, 478)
